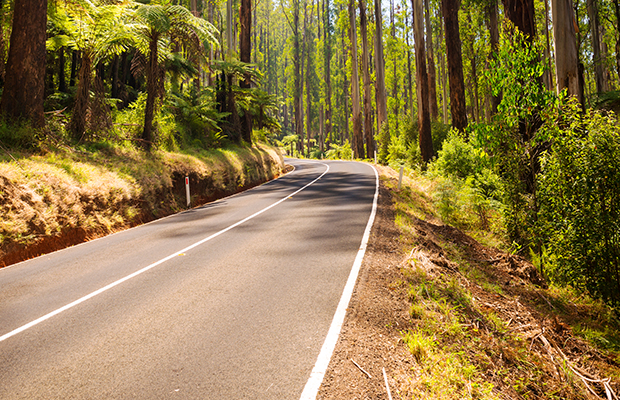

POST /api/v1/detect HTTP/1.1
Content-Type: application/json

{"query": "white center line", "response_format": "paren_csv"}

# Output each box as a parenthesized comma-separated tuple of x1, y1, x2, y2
(0, 162, 330, 343)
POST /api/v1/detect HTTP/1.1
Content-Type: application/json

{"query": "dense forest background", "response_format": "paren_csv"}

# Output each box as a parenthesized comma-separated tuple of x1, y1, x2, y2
(0, 0, 620, 308)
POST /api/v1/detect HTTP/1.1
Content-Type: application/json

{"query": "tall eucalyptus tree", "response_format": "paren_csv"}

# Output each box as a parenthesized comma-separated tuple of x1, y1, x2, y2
(441, 0, 467, 130)
(412, 0, 433, 162)
(240, 0, 253, 143)
(359, 0, 374, 158)
(423, 0, 438, 120)
(552, 0, 583, 103)
(349, 0, 364, 158)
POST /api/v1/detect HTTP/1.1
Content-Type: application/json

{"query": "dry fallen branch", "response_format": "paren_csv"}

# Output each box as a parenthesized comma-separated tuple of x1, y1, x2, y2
(538, 292, 556, 309)
(507, 323, 533, 333)
(351, 359, 372, 379)
(383, 367, 393, 400)
(44, 107, 67, 116)
(532, 334, 618, 400)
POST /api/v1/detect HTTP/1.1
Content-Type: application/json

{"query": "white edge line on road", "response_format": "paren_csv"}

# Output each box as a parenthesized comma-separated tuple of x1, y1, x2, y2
(0, 162, 328, 344)
(299, 163, 380, 400)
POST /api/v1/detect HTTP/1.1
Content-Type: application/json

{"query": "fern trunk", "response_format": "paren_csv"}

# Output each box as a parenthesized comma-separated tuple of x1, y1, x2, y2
(240, 0, 253, 143)
(142, 33, 159, 151)
(69, 53, 92, 141)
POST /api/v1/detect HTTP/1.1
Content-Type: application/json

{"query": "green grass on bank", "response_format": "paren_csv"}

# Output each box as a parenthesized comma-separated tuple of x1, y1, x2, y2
(0, 142, 283, 265)
(378, 164, 620, 399)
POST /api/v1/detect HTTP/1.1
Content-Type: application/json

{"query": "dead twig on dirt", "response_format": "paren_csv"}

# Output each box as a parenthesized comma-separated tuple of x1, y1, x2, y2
(351, 359, 372, 379)
(0, 140, 26, 171)
(532, 333, 618, 400)
(538, 292, 556, 309)
(383, 367, 393, 400)
(507, 323, 533, 333)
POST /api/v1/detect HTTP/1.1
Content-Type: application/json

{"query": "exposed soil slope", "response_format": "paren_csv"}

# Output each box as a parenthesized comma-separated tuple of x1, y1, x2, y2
(319, 167, 620, 400)
(0, 145, 283, 267)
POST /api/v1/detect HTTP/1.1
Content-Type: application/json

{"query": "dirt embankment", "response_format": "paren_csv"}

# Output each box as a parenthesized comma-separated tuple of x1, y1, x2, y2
(0, 145, 284, 268)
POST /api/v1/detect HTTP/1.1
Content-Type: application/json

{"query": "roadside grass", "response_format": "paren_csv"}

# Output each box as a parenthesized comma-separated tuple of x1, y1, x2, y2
(376, 164, 620, 399)
(0, 142, 283, 266)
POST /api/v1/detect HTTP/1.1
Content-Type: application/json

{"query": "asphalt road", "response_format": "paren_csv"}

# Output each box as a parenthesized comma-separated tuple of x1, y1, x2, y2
(0, 159, 378, 399)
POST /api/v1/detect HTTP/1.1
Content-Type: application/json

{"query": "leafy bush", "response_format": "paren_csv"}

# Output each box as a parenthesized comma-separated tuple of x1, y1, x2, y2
(387, 118, 421, 169)
(0, 119, 44, 149)
(426, 132, 502, 230)
(325, 141, 352, 160)
(431, 121, 450, 153)
(538, 105, 620, 306)
(430, 131, 480, 179)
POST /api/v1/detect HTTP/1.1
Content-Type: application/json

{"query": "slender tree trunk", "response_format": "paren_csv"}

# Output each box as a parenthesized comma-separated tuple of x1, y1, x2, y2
(543, 0, 554, 91)
(441, 0, 467, 131)
(404, 13, 413, 113)
(0, 0, 47, 127)
(614, 0, 620, 84)
(111, 55, 119, 99)
(359, 0, 374, 158)
(207, 0, 215, 87)
(0, 0, 5, 88)
(142, 34, 160, 151)
(253, 0, 257, 64)
(300, 0, 307, 155)
(240, 0, 253, 143)
(69, 53, 92, 140)
(303, 0, 314, 156)
(552, 0, 584, 103)
(293, 0, 303, 149)
(374, 0, 389, 161)
(58, 47, 67, 93)
(423, 0, 438, 120)
(390, 0, 399, 131)
(467, 13, 479, 122)
(438, 8, 448, 124)
(487, 0, 501, 115)
(342, 28, 350, 145)
(227, 0, 234, 57)
(349, 0, 364, 158)
(70, 50, 78, 87)
(323, 0, 333, 145)
(587, 0, 608, 93)
(412, 0, 433, 162)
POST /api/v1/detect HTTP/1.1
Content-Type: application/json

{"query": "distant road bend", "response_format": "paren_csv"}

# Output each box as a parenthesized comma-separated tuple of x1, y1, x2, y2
(0, 158, 378, 399)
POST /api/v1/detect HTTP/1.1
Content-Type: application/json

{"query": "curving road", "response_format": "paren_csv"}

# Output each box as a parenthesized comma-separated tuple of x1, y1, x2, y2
(0, 159, 378, 399)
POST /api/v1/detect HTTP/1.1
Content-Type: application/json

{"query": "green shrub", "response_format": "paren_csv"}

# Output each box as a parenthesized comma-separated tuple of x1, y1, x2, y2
(325, 141, 352, 160)
(0, 118, 44, 149)
(538, 105, 620, 306)
(387, 118, 421, 169)
(430, 131, 480, 179)
(431, 121, 451, 153)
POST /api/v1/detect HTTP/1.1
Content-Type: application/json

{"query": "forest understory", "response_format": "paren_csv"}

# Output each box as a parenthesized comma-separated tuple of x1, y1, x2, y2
(318, 164, 620, 400)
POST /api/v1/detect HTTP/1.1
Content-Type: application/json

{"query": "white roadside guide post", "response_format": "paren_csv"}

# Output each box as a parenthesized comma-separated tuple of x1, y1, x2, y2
(374, 150, 377, 164)
(185, 176, 191, 207)
(398, 165, 404, 190)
